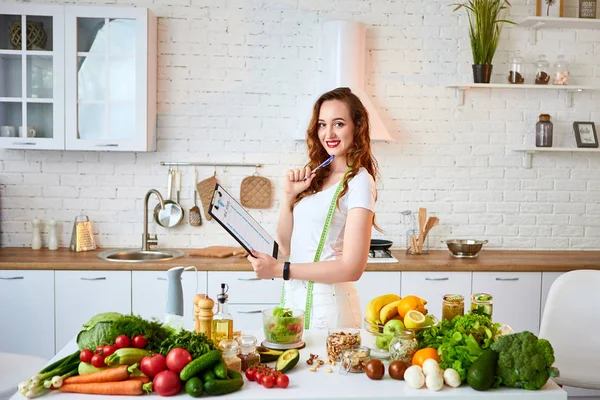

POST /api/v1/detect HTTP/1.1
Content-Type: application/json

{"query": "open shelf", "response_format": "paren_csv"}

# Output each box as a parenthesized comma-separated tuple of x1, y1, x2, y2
(446, 83, 600, 107)
(518, 16, 600, 44)
(512, 146, 600, 168)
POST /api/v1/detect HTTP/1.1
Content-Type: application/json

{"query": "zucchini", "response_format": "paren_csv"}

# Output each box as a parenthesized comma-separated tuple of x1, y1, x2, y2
(213, 358, 228, 379)
(179, 350, 222, 381)
(204, 378, 244, 395)
(104, 348, 149, 367)
(78, 362, 108, 375)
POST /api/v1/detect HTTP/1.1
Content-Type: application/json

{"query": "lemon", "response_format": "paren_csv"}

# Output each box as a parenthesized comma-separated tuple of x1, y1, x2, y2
(404, 310, 426, 329)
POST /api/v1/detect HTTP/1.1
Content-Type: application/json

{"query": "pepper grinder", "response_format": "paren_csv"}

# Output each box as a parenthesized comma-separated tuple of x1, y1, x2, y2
(32, 218, 42, 250)
(194, 294, 215, 339)
(47, 218, 58, 250)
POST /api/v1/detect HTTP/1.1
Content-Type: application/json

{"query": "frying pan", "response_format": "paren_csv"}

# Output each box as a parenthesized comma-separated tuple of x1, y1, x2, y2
(153, 167, 184, 228)
(370, 239, 393, 251)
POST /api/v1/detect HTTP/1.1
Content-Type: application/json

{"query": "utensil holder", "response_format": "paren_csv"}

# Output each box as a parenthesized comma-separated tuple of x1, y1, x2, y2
(405, 228, 429, 255)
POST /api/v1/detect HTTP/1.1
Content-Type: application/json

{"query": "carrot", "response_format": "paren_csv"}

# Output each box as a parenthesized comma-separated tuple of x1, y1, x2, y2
(58, 380, 150, 395)
(64, 365, 130, 384)
(129, 376, 150, 384)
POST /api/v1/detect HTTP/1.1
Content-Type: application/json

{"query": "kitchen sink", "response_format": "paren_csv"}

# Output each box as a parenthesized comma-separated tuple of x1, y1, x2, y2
(97, 248, 185, 263)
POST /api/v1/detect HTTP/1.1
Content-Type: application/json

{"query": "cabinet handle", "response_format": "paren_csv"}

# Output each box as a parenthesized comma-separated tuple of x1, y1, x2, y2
(425, 277, 449, 281)
(95, 144, 119, 147)
(236, 310, 262, 314)
(157, 277, 167, 281)
(80, 277, 107, 281)
(0, 276, 24, 280)
(496, 277, 519, 281)
(13, 142, 36, 145)
(237, 277, 260, 281)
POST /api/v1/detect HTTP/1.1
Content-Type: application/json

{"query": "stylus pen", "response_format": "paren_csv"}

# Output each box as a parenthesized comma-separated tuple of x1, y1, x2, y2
(303, 155, 334, 180)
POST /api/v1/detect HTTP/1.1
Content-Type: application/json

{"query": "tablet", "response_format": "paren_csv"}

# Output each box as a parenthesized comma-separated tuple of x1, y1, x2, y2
(208, 183, 279, 258)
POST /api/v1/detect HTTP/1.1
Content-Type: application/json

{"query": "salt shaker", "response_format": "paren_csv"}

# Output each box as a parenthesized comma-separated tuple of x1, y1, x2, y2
(48, 218, 58, 250)
(32, 218, 42, 250)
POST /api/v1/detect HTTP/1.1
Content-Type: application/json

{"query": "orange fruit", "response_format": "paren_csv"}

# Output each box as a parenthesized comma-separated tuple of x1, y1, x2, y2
(412, 348, 440, 367)
(397, 295, 428, 318)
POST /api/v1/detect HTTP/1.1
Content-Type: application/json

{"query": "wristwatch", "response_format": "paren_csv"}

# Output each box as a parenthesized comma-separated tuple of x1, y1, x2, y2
(283, 262, 291, 281)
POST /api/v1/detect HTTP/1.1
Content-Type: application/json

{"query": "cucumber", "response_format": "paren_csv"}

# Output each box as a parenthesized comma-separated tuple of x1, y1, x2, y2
(185, 377, 204, 398)
(227, 369, 242, 381)
(179, 350, 222, 381)
(204, 378, 244, 395)
(202, 369, 217, 382)
(213, 358, 228, 379)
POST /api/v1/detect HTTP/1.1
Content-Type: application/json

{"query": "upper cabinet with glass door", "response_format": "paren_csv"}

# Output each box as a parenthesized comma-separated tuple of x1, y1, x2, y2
(65, 6, 157, 151)
(0, 4, 65, 150)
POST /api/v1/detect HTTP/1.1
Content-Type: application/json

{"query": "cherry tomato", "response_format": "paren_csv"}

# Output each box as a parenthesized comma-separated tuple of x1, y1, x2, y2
(276, 374, 289, 389)
(80, 349, 93, 363)
(254, 371, 264, 384)
(114, 335, 130, 349)
(245, 367, 256, 381)
(132, 334, 148, 349)
(95, 345, 104, 355)
(272, 370, 282, 378)
(91, 354, 105, 368)
(102, 344, 117, 356)
(261, 374, 275, 389)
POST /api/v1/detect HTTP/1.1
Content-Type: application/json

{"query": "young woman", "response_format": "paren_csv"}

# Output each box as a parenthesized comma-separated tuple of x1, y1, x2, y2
(247, 87, 379, 330)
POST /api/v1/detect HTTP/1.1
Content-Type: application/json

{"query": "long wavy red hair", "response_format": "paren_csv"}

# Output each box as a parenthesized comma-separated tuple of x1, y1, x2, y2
(292, 87, 379, 227)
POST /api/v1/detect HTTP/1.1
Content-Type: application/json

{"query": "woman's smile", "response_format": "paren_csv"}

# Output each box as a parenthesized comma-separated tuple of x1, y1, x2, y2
(326, 140, 341, 148)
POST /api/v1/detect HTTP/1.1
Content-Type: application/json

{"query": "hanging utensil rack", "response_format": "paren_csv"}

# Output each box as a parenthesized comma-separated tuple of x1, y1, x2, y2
(160, 162, 262, 168)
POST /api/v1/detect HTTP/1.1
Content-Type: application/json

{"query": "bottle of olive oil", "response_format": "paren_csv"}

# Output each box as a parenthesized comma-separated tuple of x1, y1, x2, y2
(212, 283, 233, 344)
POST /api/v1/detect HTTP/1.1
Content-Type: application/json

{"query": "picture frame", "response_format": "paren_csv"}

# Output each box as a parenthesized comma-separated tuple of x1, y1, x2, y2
(537, 0, 564, 17)
(573, 122, 599, 148)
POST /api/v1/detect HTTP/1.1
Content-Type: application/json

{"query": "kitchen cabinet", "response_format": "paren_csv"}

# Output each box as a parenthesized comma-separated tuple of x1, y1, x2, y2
(355, 271, 401, 319)
(55, 271, 131, 351)
(0, 270, 55, 358)
(132, 271, 207, 332)
(400, 272, 472, 320)
(472, 272, 542, 335)
(0, 4, 157, 151)
(207, 271, 282, 304)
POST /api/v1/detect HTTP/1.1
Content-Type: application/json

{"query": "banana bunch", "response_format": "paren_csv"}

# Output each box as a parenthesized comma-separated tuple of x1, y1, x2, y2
(365, 294, 401, 325)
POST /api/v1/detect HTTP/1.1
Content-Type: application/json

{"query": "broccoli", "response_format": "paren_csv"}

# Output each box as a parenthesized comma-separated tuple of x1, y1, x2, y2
(490, 331, 560, 390)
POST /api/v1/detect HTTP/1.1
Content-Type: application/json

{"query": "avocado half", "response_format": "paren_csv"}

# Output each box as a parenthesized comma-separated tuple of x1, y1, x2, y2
(275, 349, 300, 373)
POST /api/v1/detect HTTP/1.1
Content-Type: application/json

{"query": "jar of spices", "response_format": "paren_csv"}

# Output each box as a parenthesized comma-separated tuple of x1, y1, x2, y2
(535, 55, 550, 85)
(388, 330, 418, 365)
(219, 339, 241, 373)
(442, 294, 465, 322)
(508, 51, 525, 84)
(535, 114, 553, 147)
(471, 293, 494, 319)
(552, 55, 570, 85)
(236, 335, 260, 372)
(339, 346, 371, 374)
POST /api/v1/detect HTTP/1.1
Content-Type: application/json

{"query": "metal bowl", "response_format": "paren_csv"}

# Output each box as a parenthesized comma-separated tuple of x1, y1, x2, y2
(442, 239, 488, 258)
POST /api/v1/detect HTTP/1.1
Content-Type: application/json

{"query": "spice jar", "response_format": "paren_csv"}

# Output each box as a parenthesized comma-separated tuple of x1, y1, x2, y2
(236, 335, 260, 372)
(339, 346, 370, 374)
(326, 328, 361, 361)
(388, 330, 418, 365)
(471, 293, 494, 318)
(508, 51, 525, 84)
(535, 55, 550, 85)
(442, 294, 465, 322)
(536, 114, 553, 147)
(219, 339, 241, 373)
(552, 55, 570, 85)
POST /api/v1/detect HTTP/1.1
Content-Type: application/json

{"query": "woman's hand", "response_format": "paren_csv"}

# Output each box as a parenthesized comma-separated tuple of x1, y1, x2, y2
(284, 166, 315, 200)
(247, 250, 282, 279)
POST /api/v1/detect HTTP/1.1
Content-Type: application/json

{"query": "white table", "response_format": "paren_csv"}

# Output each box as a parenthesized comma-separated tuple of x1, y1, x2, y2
(11, 331, 567, 400)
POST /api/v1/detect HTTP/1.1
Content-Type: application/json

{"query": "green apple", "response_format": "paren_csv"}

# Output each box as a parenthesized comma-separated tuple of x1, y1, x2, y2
(424, 316, 434, 326)
(376, 334, 393, 350)
(383, 318, 405, 336)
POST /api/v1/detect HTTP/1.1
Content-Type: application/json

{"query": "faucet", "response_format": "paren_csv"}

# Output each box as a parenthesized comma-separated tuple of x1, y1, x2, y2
(143, 189, 165, 251)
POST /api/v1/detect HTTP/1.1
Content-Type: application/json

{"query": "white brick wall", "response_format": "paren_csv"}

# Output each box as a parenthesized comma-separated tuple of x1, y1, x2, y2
(1, 0, 599, 251)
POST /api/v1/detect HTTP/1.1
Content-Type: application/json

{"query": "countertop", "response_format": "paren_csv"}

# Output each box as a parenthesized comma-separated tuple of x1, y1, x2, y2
(1, 247, 600, 272)
(9, 331, 566, 400)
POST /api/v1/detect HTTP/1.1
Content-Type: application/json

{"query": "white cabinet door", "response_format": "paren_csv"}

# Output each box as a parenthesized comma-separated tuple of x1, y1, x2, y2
(64, 6, 156, 151)
(472, 272, 542, 335)
(355, 272, 401, 321)
(55, 271, 131, 351)
(132, 271, 207, 332)
(0, 271, 55, 358)
(540, 272, 563, 325)
(207, 271, 282, 304)
(401, 272, 472, 320)
(0, 4, 65, 150)
(230, 304, 278, 335)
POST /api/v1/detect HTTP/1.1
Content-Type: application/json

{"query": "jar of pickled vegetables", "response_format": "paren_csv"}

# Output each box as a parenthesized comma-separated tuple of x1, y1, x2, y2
(442, 294, 464, 322)
(471, 293, 493, 318)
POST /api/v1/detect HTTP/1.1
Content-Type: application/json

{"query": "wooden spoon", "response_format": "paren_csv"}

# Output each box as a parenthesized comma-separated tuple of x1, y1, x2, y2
(418, 208, 427, 253)
(422, 217, 439, 243)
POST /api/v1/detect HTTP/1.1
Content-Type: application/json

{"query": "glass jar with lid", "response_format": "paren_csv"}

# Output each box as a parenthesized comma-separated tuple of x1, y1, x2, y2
(508, 51, 525, 84)
(326, 328, 361, 361)
(471, 293, 493, 318)
(388, 330, 418, 365)
(339, 346, 371, 374)
(535, 55, 550, 85)
(219, 339, 241, 373)
(536, 114, 553, 147)
(236, 335, 260, 372)
(442, 294, 465, 322)
(552, 55, 570, 85)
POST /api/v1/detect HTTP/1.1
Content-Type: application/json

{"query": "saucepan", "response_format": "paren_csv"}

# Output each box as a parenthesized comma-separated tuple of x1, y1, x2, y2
(442, 239, 488, 259)
(370, 239, 393, 251)
(153, 167, 184, 228)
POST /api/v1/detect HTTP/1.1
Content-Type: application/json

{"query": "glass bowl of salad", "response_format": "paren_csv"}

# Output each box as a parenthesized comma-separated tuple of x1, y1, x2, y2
(262, 307, 304, 344)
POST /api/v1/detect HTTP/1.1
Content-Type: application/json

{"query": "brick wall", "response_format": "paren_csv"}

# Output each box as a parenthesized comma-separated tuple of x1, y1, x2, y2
(1, 0, 599, 250)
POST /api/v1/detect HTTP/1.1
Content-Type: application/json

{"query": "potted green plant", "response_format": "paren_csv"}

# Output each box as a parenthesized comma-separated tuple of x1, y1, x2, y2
(453, 0, 515, 83)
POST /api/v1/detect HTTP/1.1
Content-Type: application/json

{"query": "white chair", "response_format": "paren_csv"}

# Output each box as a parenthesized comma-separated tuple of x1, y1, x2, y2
(539, 270, 600, 390)
(0, 352, 48, 400)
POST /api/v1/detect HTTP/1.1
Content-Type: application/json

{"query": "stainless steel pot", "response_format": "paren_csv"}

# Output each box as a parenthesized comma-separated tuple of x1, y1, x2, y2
(442, 239, 488, 258)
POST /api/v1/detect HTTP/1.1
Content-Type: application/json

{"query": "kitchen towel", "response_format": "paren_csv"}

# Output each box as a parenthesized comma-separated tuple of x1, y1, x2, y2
(197, 174, 217, 221)
(240, 175, 272, 209)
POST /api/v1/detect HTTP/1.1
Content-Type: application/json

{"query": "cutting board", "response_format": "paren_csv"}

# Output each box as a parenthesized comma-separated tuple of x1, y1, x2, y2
(187, 246, 248, 258)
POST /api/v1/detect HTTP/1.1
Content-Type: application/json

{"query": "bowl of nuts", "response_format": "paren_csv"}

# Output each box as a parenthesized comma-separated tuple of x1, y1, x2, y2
(326, 328, 361, 362)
